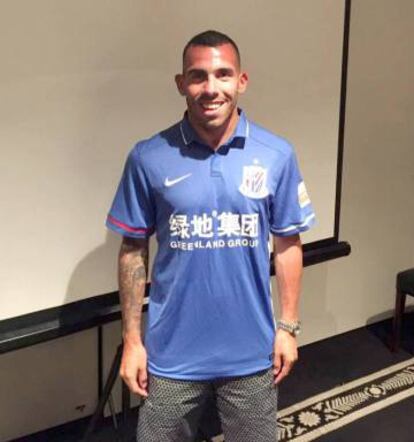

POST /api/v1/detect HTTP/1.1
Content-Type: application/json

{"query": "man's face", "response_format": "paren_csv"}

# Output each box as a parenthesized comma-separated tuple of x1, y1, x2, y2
(175, 43, 248, 132)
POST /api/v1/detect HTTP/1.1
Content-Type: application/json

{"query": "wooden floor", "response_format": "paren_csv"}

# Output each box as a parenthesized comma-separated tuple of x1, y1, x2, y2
(13, 313, 414, 442)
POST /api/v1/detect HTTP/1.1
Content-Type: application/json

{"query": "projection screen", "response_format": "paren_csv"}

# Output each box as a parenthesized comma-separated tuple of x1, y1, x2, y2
(0, 0, 346, 320)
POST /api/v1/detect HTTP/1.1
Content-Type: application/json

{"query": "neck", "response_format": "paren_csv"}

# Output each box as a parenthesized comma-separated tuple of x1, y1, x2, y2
(188, 110, 239, 150)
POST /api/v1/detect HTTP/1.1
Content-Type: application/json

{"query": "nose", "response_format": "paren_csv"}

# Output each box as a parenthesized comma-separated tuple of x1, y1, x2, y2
(203, 75, 218, 96)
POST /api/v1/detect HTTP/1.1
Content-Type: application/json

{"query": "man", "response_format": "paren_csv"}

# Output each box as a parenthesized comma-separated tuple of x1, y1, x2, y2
(106, 30, 315, 442)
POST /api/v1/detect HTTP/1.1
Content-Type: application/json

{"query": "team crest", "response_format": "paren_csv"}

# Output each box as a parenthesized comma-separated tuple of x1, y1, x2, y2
(239, 163, 269, 199)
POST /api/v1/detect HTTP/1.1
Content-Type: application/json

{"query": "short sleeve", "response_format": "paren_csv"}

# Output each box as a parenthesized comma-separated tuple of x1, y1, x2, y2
(269, 148, 316, 237)
(106, 146, 155, 238)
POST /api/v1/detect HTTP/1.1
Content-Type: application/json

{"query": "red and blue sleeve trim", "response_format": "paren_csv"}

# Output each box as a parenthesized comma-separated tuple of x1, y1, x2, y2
(106, 214, 152, 235)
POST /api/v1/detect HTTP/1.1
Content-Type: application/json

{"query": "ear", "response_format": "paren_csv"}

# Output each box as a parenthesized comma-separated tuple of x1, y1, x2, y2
(175, 74, 185, 96)
(237, 71, 249, 94)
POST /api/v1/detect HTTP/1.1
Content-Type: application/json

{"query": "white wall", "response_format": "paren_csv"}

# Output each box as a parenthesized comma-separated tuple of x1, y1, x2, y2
(1, 0, 414, 440)
(296, 0, 414, 346)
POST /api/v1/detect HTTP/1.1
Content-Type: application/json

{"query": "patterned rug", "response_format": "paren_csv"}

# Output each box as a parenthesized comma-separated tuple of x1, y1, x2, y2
(210, 358, 414, 442)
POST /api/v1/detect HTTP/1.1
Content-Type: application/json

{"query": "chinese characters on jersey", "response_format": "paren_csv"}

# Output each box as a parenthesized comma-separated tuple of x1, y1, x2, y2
(169, 211, 259, 251)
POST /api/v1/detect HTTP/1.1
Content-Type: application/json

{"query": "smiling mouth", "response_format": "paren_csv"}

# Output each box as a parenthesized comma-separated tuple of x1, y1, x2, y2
(199, 102, 224, 111)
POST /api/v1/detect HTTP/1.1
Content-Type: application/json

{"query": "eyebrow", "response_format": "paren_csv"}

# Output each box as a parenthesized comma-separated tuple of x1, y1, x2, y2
(186, 67, 236, 76)
(217, 67, 235, 75)
(186, 68, 206, 76)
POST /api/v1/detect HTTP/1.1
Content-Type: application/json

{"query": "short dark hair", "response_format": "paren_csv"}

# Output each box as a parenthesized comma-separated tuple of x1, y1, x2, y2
(182, 30, 241, 67)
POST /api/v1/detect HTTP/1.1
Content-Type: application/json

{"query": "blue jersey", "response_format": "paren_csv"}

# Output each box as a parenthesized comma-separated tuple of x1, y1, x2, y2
(106, 110, 315, 380)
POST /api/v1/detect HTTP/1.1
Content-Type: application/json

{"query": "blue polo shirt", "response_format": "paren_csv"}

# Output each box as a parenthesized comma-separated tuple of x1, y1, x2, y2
(106, 110, 315, 380)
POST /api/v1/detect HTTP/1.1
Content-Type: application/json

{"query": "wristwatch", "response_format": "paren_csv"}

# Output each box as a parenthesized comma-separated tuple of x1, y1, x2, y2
(277, 320, 302, 337)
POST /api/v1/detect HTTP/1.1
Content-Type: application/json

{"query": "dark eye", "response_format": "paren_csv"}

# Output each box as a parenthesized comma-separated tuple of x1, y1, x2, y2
(188, 70, 206, 83)
(217, 69, 233, 79)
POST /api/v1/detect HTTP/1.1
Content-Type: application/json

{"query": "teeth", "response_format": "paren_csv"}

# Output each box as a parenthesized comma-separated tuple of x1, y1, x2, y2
(201, 103, 222, 110)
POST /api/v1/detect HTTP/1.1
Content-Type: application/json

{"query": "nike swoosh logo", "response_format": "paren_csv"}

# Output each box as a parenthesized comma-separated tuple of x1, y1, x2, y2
(164, 173, 192, 187)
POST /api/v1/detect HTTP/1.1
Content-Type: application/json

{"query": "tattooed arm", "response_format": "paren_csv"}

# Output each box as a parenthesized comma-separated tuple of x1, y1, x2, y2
(118, 236, 149, 397)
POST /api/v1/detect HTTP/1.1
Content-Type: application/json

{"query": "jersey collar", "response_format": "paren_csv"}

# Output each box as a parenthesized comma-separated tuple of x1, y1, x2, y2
(179, 108, 249, 149)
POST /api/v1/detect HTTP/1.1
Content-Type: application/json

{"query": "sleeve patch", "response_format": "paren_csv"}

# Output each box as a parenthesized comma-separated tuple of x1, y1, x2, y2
(298, 181, 311, 208)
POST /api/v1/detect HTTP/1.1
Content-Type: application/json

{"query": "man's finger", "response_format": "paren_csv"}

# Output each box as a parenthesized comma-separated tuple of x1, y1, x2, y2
(275, 367, 288, 384)
(138, 368, 149, 397)
(275, 361, 292, 384)
(273, 352, 282, 376)
(274, 359, 295, 385)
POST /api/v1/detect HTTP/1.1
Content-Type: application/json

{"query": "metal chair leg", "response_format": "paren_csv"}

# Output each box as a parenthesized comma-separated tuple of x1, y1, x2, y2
(108, 392, 119, 430)
(121, 377, 132, 440)
(82, 343, 123, 441)
(391, 289, 406, 352)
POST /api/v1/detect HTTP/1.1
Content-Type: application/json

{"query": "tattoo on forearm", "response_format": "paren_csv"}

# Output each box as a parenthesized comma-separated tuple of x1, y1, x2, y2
(118, 238, 148, 337)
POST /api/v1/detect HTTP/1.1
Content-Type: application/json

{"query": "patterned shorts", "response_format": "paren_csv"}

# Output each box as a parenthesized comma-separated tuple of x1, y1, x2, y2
(136, 368, 278, 442)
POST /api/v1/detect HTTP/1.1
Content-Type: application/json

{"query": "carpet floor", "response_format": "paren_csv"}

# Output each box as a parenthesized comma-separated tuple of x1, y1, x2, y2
(13, 313, 414, 442)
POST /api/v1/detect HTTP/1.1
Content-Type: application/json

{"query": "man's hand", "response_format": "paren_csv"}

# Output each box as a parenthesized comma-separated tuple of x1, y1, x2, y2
(119, 341, 148, 397)
(273, 330, 298, 385)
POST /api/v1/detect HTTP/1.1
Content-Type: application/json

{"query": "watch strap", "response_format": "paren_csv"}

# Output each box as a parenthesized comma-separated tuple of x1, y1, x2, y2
(277, 319, 302, 336)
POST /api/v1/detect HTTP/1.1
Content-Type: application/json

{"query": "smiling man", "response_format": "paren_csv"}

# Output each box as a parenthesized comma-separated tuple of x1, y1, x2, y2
(106, 30, 315, 442)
